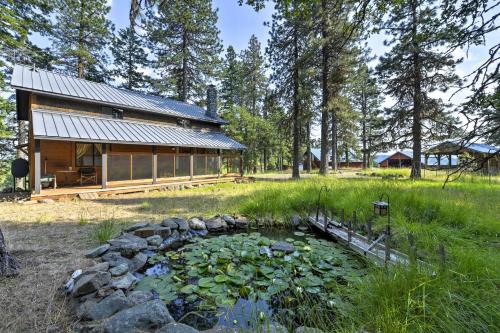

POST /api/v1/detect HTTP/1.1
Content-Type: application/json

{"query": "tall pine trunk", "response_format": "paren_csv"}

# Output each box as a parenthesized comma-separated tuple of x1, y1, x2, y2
(292, 28, 300, 179)
(180, 30, 188, 102)
(306, 121, 311, 172)
(361, 86, 368, 169)
(77, 0, 85, 78)
(331, 107, 338, 171)
(411, 0, 422, 179)
(319, 0, 330, 175)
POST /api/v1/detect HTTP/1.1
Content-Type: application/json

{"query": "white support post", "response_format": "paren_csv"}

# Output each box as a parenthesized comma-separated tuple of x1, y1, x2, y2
(101, 143, 107, 189)
(34, 139, 41, 194)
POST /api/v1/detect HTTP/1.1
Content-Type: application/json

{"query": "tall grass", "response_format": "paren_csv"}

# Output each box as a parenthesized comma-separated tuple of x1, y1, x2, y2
(91, 219, 119, 244)
(231, 177, 500, 332)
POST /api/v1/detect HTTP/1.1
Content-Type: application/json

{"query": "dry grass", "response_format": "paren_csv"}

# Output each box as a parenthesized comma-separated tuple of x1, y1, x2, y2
(0, 185, 247, 332)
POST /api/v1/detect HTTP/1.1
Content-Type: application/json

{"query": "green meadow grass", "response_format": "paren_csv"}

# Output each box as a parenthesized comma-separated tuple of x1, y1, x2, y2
(212, 176, 499, 332)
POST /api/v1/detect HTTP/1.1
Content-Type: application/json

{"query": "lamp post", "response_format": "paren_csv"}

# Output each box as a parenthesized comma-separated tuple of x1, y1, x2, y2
(373, 194, 390, 263)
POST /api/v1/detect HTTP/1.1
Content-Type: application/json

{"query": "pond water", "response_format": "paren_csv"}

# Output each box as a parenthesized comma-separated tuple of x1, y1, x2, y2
(132, 228, 367, 331)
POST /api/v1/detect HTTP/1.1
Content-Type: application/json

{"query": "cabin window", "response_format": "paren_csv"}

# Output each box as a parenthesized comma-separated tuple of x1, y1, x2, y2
(112, 108, 123, 119)
(175, 155, 190, 177)
(76, 143, 102, 167)
(158, 154, 175, 178)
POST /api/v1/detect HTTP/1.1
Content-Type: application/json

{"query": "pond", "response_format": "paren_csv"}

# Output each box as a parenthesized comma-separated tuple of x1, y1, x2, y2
(131, 229, 367, 331)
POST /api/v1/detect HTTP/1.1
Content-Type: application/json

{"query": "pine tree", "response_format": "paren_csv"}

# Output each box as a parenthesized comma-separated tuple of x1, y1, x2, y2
(111, 27, 149, 90)
(220, 46, 242, 108)
(377, 0, 461, 179)
(349, 63, 382, 168)
(240, 35, 267, 116)
(267, 1, 313, 179)
(50, 0, 113, 81)
(315, 0, 370, 174)
(147, 0, 223, 103)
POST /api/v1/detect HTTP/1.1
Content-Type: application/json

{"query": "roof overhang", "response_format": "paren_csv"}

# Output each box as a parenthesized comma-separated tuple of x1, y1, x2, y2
(32, 109, 245, 150)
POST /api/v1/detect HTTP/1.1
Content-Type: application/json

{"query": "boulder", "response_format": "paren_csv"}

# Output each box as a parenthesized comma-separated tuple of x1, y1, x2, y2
(102, 252, 131, 268)
(76, 298, 98, 319)
(147, 235, 163, 247)
(127, 290, 153, 306)
(110, 272, 137, 290)
(108, 234, 148, 258)
(294, 327, 324, 333)
(234, 216, 249, 228)
(85, 244, 110, 258)
(156, 323, 199, 333)
(222, 215, 235, 226)
(72, 271, 111, 297)
(271, 241, 295, 254)
(188, 218, 206, 230)
(175, 218, 189, 232)
(84, 290, 130, 321)
(129, 252, 148, 272)
(103, 300, 174, 333)
(109, 263, 129, 277)
(291, 215, 302, 227)
(86, 262, 110, 273)
(159, 231, 183, 251)
(205, 217, 227, 232)
(124, 222, 150, 232)
(161, 218, 180, 230)
(134, 226, 171, 239)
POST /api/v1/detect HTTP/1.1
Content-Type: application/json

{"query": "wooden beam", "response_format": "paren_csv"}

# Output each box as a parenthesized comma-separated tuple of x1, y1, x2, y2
(189, 148, 194, 181)
(239, 150, 244, 177)
(34, 139, 41, 194)
(217, 149, 221, 178)
(102, 143, 108, 189)
(152, 146, 157, 184)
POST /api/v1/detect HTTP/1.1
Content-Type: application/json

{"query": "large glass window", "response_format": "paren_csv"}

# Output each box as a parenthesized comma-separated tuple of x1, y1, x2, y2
(175, 155, 190, 177)
(76, 143, 102, 167)
(109, 154, 131, 181)
(194, 155, 206, 175)
(132, 154, 152, 180)
(158, 154, 175, 178)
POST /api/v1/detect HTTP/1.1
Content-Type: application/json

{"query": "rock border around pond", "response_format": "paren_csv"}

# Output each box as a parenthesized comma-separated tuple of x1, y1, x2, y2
(68, 214, 315, 333)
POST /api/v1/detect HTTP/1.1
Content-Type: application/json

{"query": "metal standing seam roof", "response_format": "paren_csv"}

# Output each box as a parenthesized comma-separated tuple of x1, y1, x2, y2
(10, 64, 226, 124)
(32, 109, 245, 150)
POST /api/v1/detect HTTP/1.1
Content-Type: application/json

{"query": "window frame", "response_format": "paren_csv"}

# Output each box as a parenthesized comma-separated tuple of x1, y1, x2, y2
(75, 143, 102, 167)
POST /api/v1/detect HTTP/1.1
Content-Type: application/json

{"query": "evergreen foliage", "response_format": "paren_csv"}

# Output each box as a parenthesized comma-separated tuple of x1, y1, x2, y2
(376, 0, 461, 178)
(50, 0, 113, 81)
(111, 27, 150, 90)
(146, 0, 223, 103)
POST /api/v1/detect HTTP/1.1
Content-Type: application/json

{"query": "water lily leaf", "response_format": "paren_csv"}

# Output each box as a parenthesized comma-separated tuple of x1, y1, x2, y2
(214, 274, 228, 283)
(198, 277, 215, 288)
(294, 232, 305, 237)
(210, 284, 225, 294)
(239, 286, 251, 297)
(215, 295, 235, 307)
(180, 284, 196, 294)
(306, 287, 321, 294)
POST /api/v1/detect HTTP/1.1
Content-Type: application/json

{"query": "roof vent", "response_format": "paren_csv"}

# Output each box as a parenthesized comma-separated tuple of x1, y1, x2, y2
(206, 84, 217, 118)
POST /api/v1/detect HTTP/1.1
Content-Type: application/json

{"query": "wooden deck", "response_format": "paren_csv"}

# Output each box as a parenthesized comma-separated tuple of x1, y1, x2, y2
(31, 176, 240, 200)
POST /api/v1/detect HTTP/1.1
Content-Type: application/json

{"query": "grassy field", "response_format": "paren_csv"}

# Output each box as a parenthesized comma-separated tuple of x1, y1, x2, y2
(0, 171, 498, 332)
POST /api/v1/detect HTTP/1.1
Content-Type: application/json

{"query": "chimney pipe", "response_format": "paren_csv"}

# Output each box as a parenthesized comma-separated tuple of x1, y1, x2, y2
(206, 84, 217, 118)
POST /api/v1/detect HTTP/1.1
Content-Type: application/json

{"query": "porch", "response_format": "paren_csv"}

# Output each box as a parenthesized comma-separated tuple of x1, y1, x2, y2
(30, 175, 240, 200)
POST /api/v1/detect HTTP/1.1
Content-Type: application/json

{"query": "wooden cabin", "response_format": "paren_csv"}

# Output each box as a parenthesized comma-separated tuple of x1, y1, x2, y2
(11, 65, 245, 197)
(424, 141, 499, 174)
(375, 151, 412, 168)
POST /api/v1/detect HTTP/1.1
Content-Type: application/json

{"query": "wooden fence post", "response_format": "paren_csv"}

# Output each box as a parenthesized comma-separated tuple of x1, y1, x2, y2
(384, 224, 391, 263)
(367, 219, 373, 241)
(347, 215, 352, 243)
(341, 209, 345, 227)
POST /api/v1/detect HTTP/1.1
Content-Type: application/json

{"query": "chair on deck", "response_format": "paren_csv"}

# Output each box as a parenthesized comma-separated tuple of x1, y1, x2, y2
(41, 173, 57, 189)
(79, 167, 97, 185)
